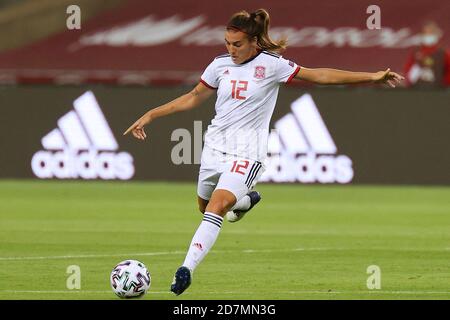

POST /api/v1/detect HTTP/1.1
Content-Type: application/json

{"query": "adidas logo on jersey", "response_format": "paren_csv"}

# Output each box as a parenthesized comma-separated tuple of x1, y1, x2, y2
(31, 91, 135, 180)
(260, 94, 354, 184)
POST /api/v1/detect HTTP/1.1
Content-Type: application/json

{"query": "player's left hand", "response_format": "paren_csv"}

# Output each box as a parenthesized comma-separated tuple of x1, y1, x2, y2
(373, 68, 405, 88)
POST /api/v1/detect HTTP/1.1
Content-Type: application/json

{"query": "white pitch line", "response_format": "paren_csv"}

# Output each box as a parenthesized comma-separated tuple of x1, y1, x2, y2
(0, 251, 186, 261)
(0, 247, 448, 262)
(0, 290, 171, 294)
(0, 290, 449, 295)
(283, 291, 450, 295)
(0, 248, 316, 261)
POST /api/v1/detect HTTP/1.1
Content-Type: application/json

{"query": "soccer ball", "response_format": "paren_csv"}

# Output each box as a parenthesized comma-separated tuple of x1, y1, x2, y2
(110, 259, 151, 298)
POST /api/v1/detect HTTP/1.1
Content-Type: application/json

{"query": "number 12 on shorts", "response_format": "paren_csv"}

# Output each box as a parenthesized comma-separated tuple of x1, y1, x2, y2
(230, 160, 249, 175)
(231, 160, 263, 188)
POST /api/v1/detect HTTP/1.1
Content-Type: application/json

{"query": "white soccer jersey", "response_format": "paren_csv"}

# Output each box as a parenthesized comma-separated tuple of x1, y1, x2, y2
(200, 50, 300, 162)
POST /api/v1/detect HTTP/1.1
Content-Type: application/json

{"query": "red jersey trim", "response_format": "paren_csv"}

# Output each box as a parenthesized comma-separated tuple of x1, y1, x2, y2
(200, 78, 217, 89)
(286, 66, 301, 84)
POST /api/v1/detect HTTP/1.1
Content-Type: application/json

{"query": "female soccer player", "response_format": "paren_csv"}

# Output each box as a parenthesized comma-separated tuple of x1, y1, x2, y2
(124, 9, 404, 295)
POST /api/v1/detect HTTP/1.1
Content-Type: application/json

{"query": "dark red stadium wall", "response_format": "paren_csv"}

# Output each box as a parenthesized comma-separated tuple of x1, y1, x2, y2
(0, 0, 449, 86)
(0, 85, 449, 185)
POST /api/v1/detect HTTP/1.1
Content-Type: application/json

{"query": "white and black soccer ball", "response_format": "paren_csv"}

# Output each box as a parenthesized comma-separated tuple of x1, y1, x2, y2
(110, 260, 151, 298)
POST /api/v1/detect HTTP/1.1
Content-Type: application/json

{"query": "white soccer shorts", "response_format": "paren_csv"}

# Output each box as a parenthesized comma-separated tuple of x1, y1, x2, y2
(197, 145, 265, 202)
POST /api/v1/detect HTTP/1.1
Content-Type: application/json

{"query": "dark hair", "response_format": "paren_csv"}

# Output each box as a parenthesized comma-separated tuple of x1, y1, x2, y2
(226, 9, 287, 53)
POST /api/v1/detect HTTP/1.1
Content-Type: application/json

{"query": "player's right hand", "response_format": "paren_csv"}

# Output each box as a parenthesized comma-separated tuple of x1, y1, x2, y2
(123, 115, 150, 140)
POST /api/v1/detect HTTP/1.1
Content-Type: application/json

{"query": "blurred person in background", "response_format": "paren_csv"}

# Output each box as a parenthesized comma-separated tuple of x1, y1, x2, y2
(404, 21, 450, 88)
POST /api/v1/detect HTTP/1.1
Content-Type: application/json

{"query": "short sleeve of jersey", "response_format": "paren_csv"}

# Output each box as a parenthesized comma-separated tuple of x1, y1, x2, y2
(277, 56, 301, 84)
(200, 59, 218, 89)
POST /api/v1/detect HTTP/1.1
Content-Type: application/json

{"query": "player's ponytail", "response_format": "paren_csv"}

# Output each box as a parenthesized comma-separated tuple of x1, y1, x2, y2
(227, 9, 287, 54)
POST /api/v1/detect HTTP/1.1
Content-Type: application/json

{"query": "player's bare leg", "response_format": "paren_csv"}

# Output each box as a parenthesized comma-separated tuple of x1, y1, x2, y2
(198, 187, 262, 222)
(171, 190, 236, 295)
(204, 189, 236, 216)
(197, 196, 208, 214)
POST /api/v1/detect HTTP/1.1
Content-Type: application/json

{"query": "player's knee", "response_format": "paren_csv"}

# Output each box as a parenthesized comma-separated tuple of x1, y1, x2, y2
(198, 205, 206, 214)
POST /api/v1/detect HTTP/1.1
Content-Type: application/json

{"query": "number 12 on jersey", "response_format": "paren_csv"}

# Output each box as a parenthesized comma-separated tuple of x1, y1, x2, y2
(231, 80, 248, 100)
(230, 160, 249, 175)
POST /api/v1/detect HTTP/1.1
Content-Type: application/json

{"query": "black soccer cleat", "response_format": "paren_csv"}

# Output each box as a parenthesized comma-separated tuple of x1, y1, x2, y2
(226, 191, 262, 223)
(170, 266, 192, 296)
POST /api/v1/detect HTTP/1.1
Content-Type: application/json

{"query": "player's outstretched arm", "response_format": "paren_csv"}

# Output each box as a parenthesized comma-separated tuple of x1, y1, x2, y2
(123, 82, 215, 140)
(296, 67, 404, 87)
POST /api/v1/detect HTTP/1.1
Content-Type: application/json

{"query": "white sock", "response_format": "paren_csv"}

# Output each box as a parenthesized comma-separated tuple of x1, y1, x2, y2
(230, 195, 251, 211)
(182, 212, 223, 272)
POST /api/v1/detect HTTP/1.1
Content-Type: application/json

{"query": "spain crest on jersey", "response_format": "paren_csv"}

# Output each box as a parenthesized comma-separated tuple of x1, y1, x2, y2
(254, 66, 266, 79)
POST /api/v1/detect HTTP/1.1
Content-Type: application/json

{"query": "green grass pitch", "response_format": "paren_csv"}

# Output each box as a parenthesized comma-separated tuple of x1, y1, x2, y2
(0, 180, 449, 300)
